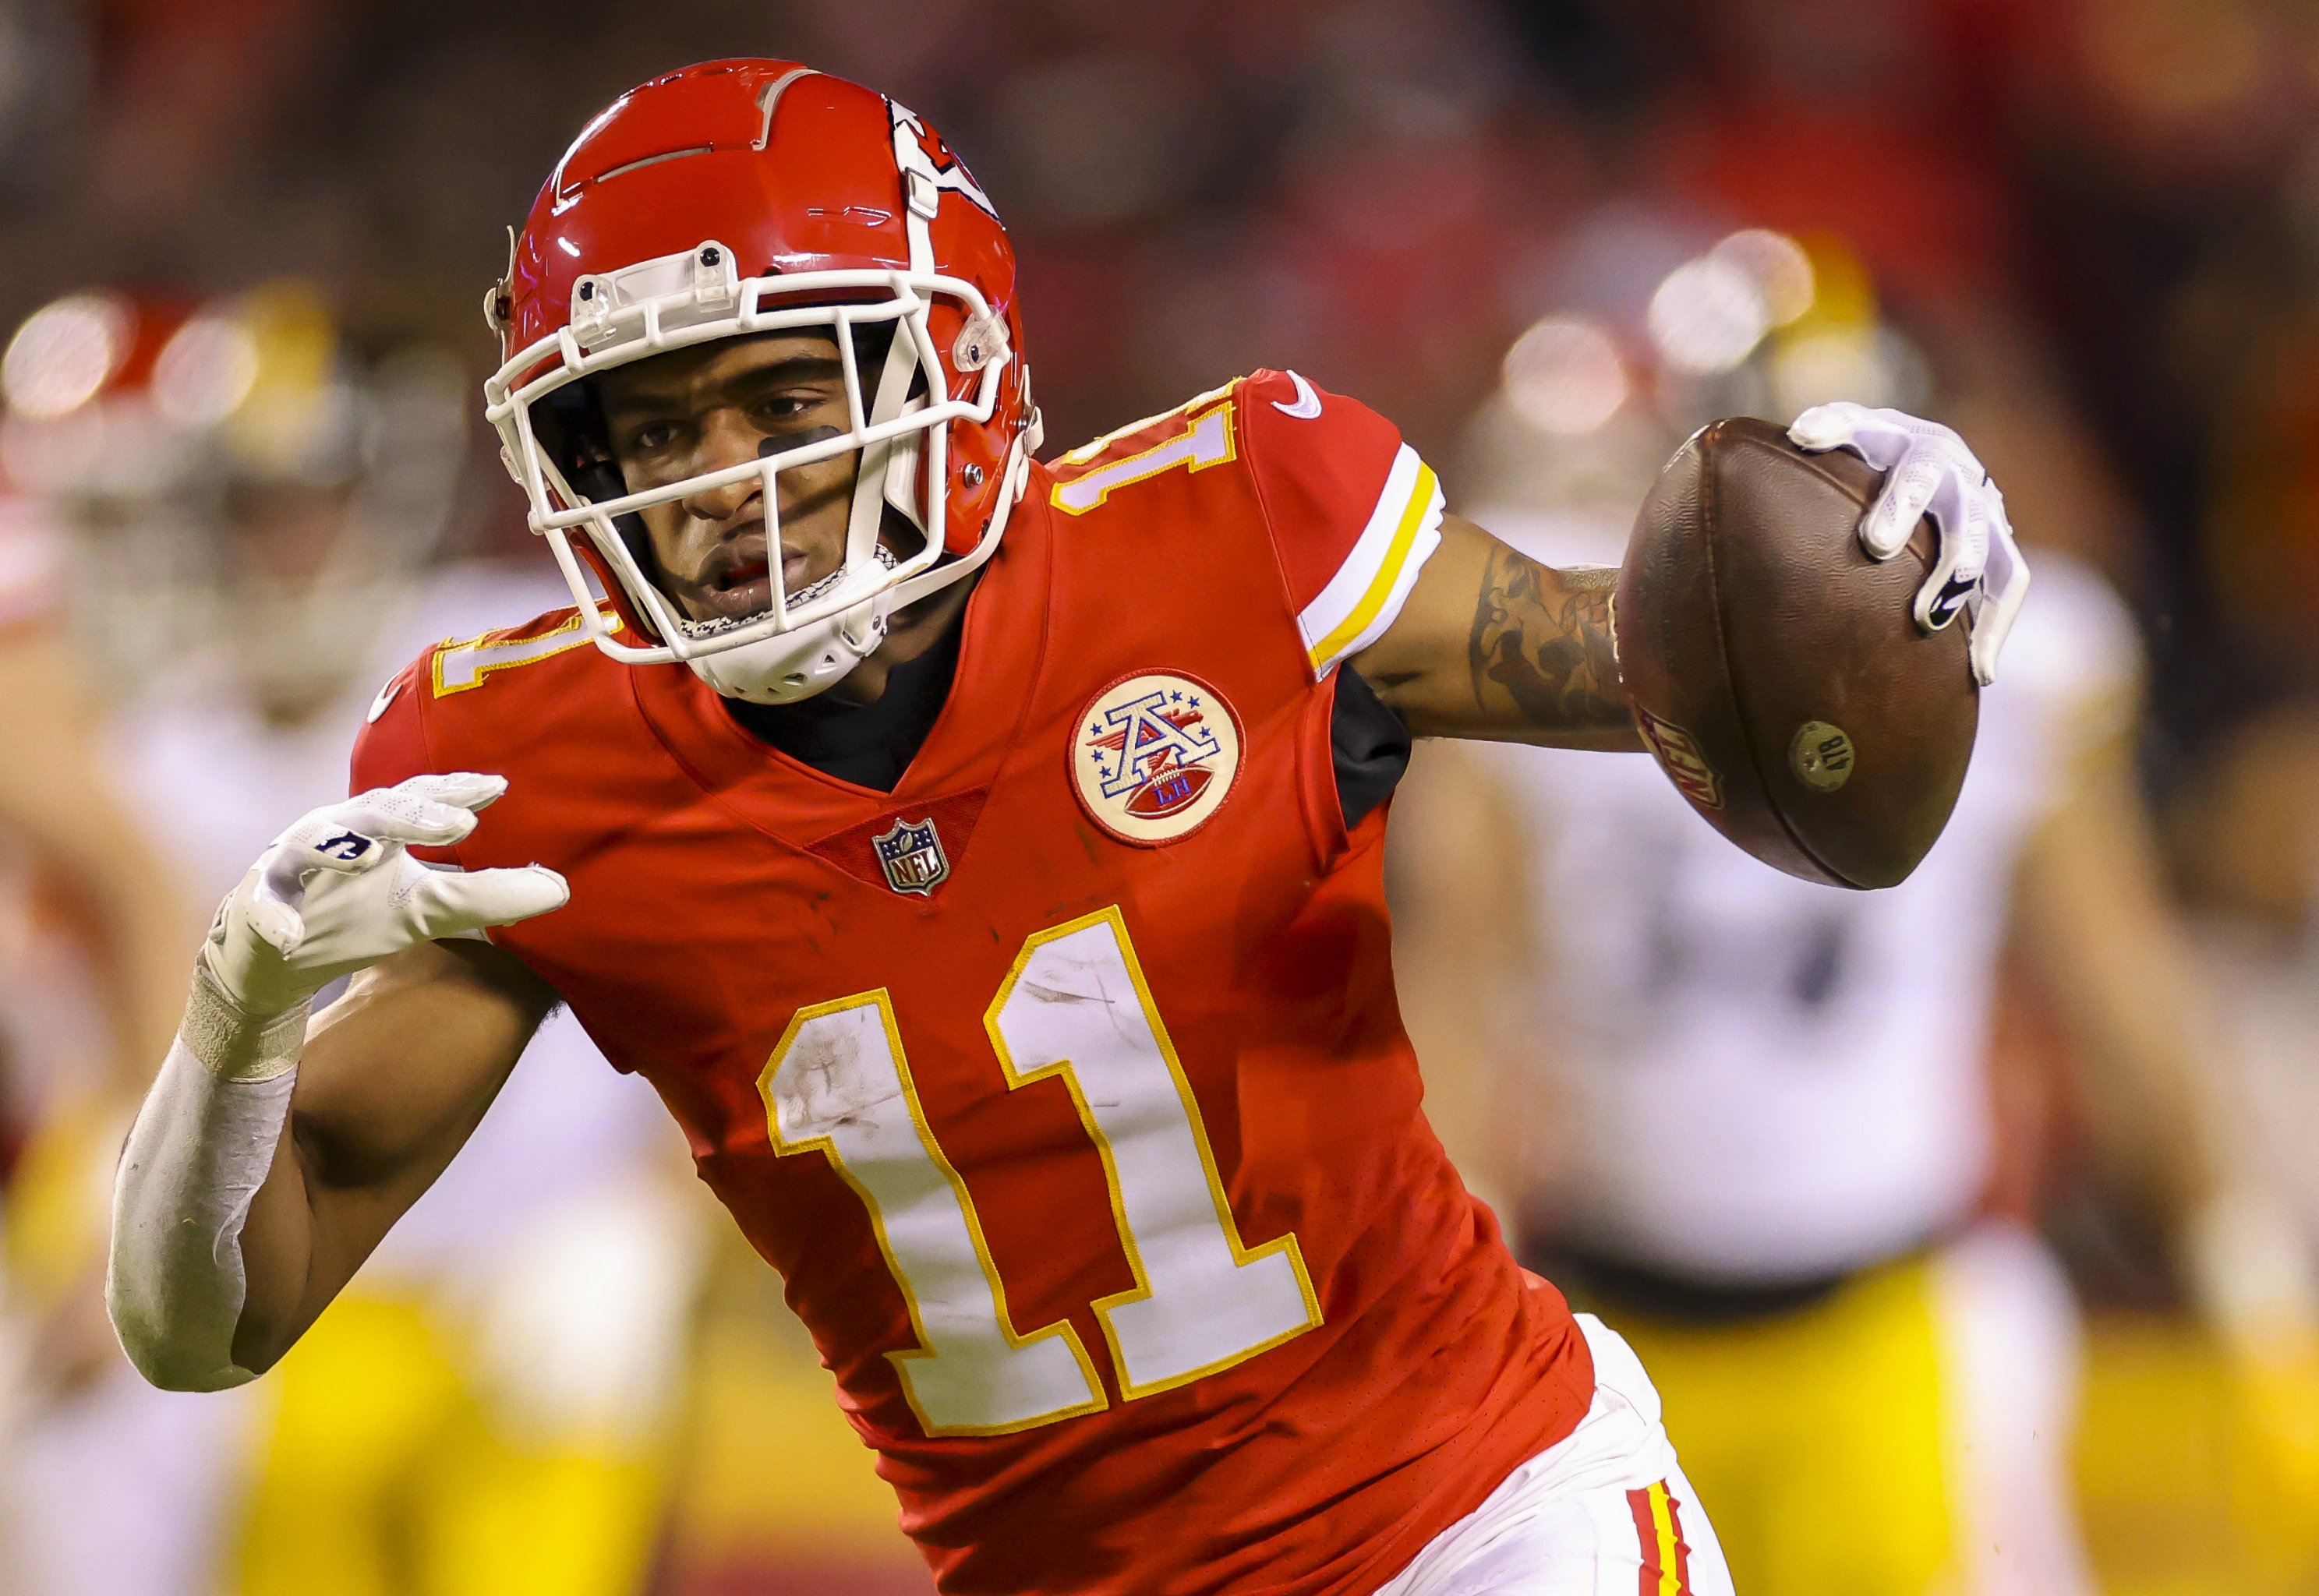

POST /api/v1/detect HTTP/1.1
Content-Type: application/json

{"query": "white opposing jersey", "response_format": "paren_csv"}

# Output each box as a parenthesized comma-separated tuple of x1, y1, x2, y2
(105, 560, 671, 1286)
(1479, 523, 2140, 1284)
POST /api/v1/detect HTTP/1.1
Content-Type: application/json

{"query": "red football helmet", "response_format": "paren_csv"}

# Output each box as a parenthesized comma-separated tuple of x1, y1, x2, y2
(484, 60, 1038, 702)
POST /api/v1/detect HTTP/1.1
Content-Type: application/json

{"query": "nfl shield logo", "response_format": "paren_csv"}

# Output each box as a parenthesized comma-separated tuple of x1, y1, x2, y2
(871, 816, 949, 896)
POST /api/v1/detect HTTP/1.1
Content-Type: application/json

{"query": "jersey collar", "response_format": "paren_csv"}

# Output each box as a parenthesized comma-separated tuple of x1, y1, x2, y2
(627, 472, 1057, 848)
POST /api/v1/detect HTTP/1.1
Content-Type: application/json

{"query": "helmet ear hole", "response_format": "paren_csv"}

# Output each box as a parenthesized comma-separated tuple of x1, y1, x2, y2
(529, 379, 663, 597)
(532, 380, 614, 485)
(847, 320, 896, 386)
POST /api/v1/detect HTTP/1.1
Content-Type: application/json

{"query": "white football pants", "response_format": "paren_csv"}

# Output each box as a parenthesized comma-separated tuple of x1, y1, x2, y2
(1377, 1315, 1736, 1596)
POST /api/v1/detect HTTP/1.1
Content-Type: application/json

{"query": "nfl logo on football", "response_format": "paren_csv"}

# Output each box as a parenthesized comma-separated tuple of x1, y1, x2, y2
(872, 816, 949, 896)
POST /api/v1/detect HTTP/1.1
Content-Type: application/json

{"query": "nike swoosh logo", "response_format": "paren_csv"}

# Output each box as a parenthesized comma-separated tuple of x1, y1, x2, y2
(366, 678, 402, 724)
(1925, 571, 1978, 627)
(1271, 371, 1323, 420)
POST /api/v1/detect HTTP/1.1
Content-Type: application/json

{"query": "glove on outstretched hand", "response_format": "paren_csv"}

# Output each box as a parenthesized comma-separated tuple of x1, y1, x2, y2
(203, 772, 569, 1021)
(1789, 402, 2031, 687)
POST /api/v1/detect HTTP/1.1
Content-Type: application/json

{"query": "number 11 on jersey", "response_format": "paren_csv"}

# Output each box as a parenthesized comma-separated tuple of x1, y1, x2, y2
(759, 907, 1320, 1435)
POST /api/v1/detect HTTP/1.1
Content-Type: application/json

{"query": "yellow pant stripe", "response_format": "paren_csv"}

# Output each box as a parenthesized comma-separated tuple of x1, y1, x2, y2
(1649, 1481, 1684, 1596)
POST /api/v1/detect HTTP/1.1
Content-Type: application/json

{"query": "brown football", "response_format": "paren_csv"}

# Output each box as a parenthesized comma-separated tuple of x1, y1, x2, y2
(1613, 415, 1978, 889)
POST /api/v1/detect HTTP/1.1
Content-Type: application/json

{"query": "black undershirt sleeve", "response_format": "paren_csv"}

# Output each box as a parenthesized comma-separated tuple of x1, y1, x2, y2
(1329, 662, 1411, 829)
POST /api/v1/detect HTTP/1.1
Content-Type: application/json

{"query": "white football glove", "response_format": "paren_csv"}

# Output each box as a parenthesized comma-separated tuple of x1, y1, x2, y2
(203, 772, 570, 1019)
(1788, 402, 2031, 687)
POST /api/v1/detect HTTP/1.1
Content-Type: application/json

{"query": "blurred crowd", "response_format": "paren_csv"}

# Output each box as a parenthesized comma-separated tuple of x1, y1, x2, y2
(0, 0, 2317, 1594)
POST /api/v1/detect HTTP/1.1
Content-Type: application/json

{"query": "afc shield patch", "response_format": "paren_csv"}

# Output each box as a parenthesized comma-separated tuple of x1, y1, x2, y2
(1070, 671, 1242, 845)
(871, 816, 950, 896)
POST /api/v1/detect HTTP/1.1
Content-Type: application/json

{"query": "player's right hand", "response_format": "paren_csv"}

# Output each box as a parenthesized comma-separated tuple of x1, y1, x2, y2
(202, 772, 569, 1019)
(1787, 402, 2031, 687)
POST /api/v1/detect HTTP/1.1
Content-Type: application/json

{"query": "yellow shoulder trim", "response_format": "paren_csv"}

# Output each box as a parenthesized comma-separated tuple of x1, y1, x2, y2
(432, 606, 622, 696)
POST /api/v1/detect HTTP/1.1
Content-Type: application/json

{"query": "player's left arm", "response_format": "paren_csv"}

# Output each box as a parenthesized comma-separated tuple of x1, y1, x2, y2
(1351, 514, 1639, 751)
(2013, 711, 2319, 1346)
(1356, 404, 2030, 747)
(2014, 711, 2225, 1218)
(2014, 700, 2319, 1506)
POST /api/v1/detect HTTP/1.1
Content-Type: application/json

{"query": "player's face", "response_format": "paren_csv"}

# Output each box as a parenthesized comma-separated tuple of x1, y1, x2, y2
(596, 331, 861, 626)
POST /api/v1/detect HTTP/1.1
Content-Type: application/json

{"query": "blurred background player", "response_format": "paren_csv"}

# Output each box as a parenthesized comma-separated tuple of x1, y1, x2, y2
(0, 511, 203, 1593)
(1, 281, 704, 1596)
(0, 290, 237, 1596)
(1391, 249, 2319, 1596)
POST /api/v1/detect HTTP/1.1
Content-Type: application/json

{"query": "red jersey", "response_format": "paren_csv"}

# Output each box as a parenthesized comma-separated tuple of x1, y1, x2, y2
(353, 370, 1593, 1595)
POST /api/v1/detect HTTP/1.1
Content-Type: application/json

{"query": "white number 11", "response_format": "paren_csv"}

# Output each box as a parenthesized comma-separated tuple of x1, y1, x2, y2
(759, 907, 1320, 1436)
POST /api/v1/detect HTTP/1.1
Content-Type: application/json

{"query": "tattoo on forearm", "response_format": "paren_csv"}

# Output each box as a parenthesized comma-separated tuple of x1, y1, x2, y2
(1465, 546, 1626, 731)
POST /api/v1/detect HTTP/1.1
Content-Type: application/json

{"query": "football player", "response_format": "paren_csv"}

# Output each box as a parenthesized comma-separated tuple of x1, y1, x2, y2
(5, 281, 693, 1596)
(1404, 369, 2317, 1594)
(105, 62, 2024, 1596)
(104, 287, 696, 1596)
(0, 330, 228, 1596)
(1421, 542, 2130, 1596)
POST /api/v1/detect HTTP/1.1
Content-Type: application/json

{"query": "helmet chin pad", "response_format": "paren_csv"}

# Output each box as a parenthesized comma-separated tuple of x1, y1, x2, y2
(682, 544, 899, 704)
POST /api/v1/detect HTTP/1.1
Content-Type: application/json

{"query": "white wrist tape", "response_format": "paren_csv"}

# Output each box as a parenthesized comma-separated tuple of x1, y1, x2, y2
(106, 962, 310, 1391)
(185, 951, 311, 1083)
